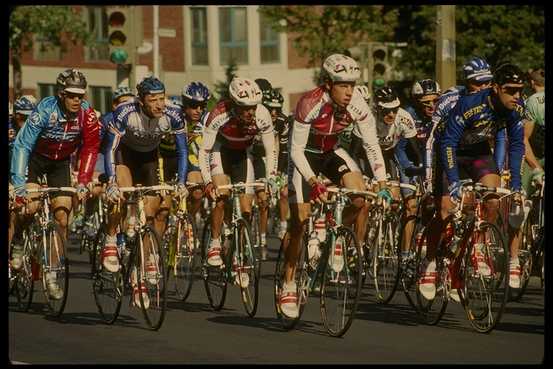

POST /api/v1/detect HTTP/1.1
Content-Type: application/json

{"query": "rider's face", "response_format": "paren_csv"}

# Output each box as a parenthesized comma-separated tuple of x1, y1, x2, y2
(141, 93, 166, 118)
(62, 92, 84, 113)
(184, 101, 207, 123)
(235, 104, 256, 124)
(379, 106, 399, 125)
(328, 81, 355, 108)
(417, 94, 439, 118)
(112, 95, 133, 110)
(15, 113, 27, 129)
(494, 83, 524, 110)
(467, 79, 492, 93)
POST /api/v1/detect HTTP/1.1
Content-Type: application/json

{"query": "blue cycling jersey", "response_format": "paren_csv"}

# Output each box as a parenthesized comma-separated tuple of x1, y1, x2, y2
(437, 88, 524, 191)
(102, 98, 188, 184)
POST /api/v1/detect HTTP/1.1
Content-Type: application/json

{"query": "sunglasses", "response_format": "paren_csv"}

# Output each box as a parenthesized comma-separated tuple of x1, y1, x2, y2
(501, 86, 524, 96)
(380, 106, 399, 115)
(187, 101, 207, 110)
(65, 92, 84, 100)
(419, 98, 438, 108)
(470, 80, 492, 87)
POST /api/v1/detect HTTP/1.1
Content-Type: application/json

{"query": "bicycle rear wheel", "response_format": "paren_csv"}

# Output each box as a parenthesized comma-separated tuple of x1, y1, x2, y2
(41, 224, 69, 317)
(168, 214, 198, 302)
(509, 213, 534, 301)
(10, 234, 34, 312)
(320, 226, 362, 337)
(372, 211, 401, 304)
(399, 221, 424, 311)
(137, 226, 167, 331)
(236, 218, 260, 317)
(92, 226, 123, 324)
(461, 221, 508, 333)
(201, 221, 227, 311)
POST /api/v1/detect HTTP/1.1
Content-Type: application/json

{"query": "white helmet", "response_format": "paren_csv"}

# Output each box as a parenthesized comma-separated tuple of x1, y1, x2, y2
(229, 77, 262, 106)
(322, 54, 361, 83)
(354, 85, 370, 102)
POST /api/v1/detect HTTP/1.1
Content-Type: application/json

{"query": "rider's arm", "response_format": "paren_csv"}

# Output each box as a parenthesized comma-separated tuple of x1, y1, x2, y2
(103, 107, 128, 183)
(10, 106, 48, 191)
(439, 102, 466, 186)
(290, 119, 317, 183)
(198, 114, 220, 184)
(493, 127, 507, 172)
(257, 105, 277, 179)
(77, 105, 101, 185)
(506, 113, 525, 191)
(523, 118, 543, 171)
(172, 121, 189, 185)
(395, 137, 422, 170)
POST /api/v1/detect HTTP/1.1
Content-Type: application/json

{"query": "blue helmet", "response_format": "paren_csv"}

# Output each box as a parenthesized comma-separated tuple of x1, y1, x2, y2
(182, 82, 210, 104)
(14, 95, 38, 116)
(463, 57, 493, 82)
(136, 76, 165, 97)
(112, 86, 134, 101)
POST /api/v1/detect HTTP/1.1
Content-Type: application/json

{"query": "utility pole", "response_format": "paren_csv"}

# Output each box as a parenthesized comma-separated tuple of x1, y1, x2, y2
(436, 5, 456, 90)
(153, 5, 160, 78)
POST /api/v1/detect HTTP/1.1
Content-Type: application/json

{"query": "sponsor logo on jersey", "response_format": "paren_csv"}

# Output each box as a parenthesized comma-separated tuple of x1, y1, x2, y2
(463, 104, 485, 120)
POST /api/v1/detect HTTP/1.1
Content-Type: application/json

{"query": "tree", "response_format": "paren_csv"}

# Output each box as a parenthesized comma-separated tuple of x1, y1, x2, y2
(213, 59, 238, 102)
(9, 6, 94, 99)
(259, 6, 399, 68)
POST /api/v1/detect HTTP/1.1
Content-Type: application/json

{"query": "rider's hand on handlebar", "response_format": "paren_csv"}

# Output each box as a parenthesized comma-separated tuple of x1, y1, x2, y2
(309, 180, 327, 204)
(76, 183, 89, 201)
(204, 182, 217, 201)
(176, 183, 189, 199)
(106, 182, 122, 203)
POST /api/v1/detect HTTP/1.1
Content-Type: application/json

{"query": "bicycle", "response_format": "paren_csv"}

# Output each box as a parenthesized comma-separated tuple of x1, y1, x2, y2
(162, 182, 200, 302)
(91, 183, 173, 330)
(13, 185, 77, 317)
(200, 182, 264, 317)
(414, 180, 512, 332)
(274, 186, 370, 337)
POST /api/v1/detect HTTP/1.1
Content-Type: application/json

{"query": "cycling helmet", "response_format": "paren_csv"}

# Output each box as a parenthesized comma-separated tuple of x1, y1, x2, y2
(182, 82, 210, 103)
(411, 79, 441, 100)
(374, 87, 400, 109)
(14, 95, 38, 116)
(229, 77, 262, 106)
(254, 78, 273, 102)
(56, 69, 87, 94)
(112, 86, 134, 101)
(264, 89, 284, 109)
(136, 76, 165, 97)
(354, 85, 371, 102)
(322, 54, 361, 83)
(493, 63, 525, 85)
(463, 57, 493, 82)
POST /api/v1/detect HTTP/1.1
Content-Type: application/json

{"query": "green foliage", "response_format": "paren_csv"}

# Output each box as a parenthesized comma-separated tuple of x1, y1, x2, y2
(9, 6, 94, 55)
(213, 59, 238, 101)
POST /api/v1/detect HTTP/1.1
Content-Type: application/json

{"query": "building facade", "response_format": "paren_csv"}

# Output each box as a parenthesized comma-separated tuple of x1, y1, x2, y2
(9, 5, 318, 114)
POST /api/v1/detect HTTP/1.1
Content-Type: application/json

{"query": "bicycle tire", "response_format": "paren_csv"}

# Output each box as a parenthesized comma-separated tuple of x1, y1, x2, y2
(200, 220, 227, 311)
(236, 218, 260, 317)
(10, 232, 34, 313)
(509, 215, 533, 301)
(399, 220, 424, 311)
(168, 213, 198, 302)
(137, 226, 167, 331)
(461, 221, 509, 333)
(320, 226, 363, 337)
(92, 225, 123, 325)
(251, 205, 261, 258)
(372, 210, 401, 304)
(41, 223, 69, 317)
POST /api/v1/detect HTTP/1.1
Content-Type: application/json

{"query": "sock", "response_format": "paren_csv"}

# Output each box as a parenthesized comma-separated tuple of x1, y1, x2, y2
(106, 234, 117, 245)
(260, 233, 266, 246)
(280, 221, 287, 229)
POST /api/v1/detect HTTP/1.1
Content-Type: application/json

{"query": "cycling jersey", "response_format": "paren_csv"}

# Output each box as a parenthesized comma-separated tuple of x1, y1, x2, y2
(159, 110, 207, 158)
(526, 91, 545, 159)
(10, 96, 100, 190)
(199, 100, 276, 183)
(290, 86, 386, 182)
(438, 88, 525, 190)
(103, 98, 188, 184)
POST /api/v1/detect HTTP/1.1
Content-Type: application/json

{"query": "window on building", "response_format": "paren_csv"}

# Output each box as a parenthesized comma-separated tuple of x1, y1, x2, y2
(259, 13, 280, 64)
(89, 86, 112, 115)
(191, 7, 208, 65)
(219, 7, 248, 65)
(38, 83, 57, 100)
(86, 6, 110, 61)
(35, 37, 62, 61)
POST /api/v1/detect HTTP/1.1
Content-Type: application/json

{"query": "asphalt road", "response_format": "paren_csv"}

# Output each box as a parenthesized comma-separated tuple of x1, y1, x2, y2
(8, 233, 545, 364)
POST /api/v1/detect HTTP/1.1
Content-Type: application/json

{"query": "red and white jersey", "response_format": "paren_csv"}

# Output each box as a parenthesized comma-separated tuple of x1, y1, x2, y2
(199, 100, 276, 183)
(290, 86, 387, 181)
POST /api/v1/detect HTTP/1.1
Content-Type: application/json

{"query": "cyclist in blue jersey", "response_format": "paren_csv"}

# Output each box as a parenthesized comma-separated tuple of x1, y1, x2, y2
(9, 95, 38, 164)
(419, 63, 527, 299)
(101, 77, 188, 303)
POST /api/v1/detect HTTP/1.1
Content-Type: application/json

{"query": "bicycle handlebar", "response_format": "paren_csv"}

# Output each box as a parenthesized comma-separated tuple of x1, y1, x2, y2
(119, 184, 175, 193)
(27, 186, 78, 194)
(216, 182, 265, 191)
(326, 187, 377, 198)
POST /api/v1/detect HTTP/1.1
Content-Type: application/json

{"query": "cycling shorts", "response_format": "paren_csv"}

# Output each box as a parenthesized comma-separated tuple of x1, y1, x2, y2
(208, 142, 255, 195)
(115, 143, 159, 186)
(28, 153, 72, 198)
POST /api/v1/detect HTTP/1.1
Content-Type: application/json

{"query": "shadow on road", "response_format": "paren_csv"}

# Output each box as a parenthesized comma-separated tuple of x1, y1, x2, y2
(205, 314, 328, 336)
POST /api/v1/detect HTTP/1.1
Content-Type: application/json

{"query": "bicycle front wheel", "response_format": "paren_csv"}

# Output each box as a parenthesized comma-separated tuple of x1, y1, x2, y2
(169, 214, 199, 302)
(41, 224, 69, 317)
(462, 221, 508, 333)
(92, 226, 123, 324)
(372, 212, 401, 304)
(137, 226, 167, 331)
(200, 221, 227, 311)
(10, 234, 34, 312)
(236, 218, 261, 317)
(320, 226, 363, 337)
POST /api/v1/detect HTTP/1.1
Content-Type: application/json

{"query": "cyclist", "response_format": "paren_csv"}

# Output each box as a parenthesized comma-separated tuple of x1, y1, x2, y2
(279, 54, 390, 319)
(9, 69, 100, 299)
(157, 81, 211, 229)
(101, 76, 189, 307)
(9, 95, 38, 164)
(419, 63, 527, 299)
(199, 77, 277, 272)
(521, 68, 545, 195)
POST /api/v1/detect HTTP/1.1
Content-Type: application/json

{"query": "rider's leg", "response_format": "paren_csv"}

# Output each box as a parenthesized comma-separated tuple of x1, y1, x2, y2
(341, 171, 370, 243)
(401, 195, 418, 253)
(255, 189, 269, 242)
(286, 203, 311, 283)
(187, 171, 204, 217)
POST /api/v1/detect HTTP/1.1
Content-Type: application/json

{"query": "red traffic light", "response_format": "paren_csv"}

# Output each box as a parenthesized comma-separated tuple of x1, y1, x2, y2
(109, 11, 126, 27)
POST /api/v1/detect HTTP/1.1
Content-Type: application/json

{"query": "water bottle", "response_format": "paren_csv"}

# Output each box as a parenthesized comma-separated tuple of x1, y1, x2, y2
(307, 235, 321, 267)
(508, 201, 525, 229)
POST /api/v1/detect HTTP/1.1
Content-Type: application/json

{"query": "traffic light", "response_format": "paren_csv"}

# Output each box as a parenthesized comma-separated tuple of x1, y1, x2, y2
(370, 43, 391, 82)
(107, 6, 131, 64)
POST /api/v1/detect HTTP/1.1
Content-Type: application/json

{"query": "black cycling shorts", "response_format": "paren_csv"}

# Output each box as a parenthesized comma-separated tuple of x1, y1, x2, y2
(27, 153, 72, 197)
(115, 143, 159, 186)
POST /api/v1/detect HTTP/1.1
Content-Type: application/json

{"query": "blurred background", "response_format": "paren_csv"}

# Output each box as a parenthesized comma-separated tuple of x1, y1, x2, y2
(8, 5, 544, 114)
